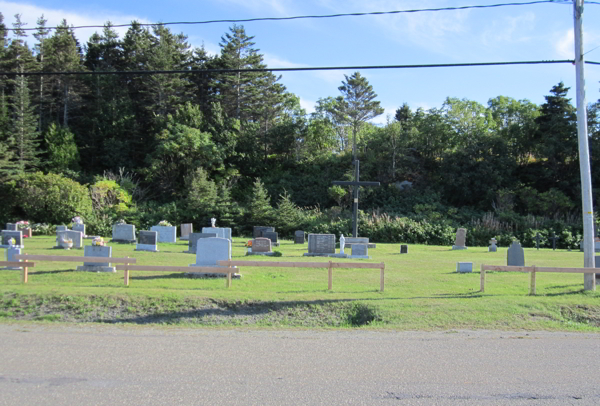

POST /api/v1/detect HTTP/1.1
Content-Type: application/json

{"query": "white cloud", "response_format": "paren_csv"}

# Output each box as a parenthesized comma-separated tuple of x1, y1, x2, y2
(0, 1, 152, 45)
(299, 97, 316, 114)
(555, 29, 574, 59)
(480, 13, 536, 48)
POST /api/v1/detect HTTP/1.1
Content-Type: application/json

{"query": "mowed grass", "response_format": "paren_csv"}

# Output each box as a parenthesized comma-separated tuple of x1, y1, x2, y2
(0, 236, 599, 331)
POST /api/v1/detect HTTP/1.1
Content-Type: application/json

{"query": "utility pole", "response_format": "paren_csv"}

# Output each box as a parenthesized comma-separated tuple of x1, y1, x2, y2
(574, 0, 596, 290)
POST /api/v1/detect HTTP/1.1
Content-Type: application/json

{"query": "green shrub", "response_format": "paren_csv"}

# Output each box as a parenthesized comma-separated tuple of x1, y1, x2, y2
(14, 172, 92, 225)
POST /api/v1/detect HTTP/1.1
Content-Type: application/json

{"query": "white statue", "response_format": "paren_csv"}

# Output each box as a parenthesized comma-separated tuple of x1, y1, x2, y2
(339, 234, 345, 254)
(211, 217, 216, 228)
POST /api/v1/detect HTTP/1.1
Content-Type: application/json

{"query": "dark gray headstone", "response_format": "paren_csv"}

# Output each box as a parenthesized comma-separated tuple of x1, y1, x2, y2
(1, 230, 23, 248)
(400, 245, 408, 254)
(187, 232, 217, 253)
(295, 230, 305, 244)
(352, 243, 368, 256)
(5, 223, 17, 231)
(253, 226, 274, 239)
(139, 230, 158, 245)
(307, 234, 335, 254)
(263, 231, 278, 244)
(507, 241, 525, 267)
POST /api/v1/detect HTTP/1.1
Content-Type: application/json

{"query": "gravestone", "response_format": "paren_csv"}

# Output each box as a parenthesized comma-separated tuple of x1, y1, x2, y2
(507, 241, 525, 267)
(1, 230, 23, 248)
(349, 243, 370, 259)
(253, 226, 274, 239)
(111, 224, 136, 243)
(56, 225, 68, 232)
(56, 230, 83, 249)
(452, 228, 467, 250)
(535, 233, 541, 250)
(294, 231, 305, 244)
(5, 223, 17, 231)
(188, 237, 239, 278)
(136, 231, 159, 252)
(2, 246, 21, 270)
(248, 238, 274, 256)
(73, 223, 86, 237)
(304, 234, 343, 257)
(456, 262, 473, 273)
(262, 231, 279, 247)
(180, 224, 193, 241)
(344, 237, 376, 249)
(488, 238, 498, 253)
(186, 232, 217, 253)
(549, 233, 560, 250)
(150, 225, 177, 243)
(76, 245, 115, 272)
(400, 245, 408, 254)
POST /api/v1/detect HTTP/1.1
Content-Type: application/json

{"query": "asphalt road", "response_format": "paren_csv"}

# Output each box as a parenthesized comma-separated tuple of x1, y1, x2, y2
(0, 324, 599, 406)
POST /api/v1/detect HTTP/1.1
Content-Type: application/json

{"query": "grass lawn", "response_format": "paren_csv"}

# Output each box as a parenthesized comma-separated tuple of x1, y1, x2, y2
(1, 236, 599, 331)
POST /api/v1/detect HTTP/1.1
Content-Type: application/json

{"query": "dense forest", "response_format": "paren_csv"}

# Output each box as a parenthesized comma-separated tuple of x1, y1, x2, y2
(1, 13, 599, 248)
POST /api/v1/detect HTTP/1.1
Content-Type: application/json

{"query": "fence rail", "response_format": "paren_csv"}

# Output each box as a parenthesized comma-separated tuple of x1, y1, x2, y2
(218, 260, 386, 291)
(480, 264, 597, 295)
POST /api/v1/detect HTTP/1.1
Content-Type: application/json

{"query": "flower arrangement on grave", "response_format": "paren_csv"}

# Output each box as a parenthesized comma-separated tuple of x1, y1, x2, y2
(245, 240, 253, 247)
(158, 220, 172, 227)
(6, 238, 15, 246)
(114, 219, 126, 225)
(16, 220, 30, 230)
(92, 237, 105, 246)
(71, 216, 83, 225)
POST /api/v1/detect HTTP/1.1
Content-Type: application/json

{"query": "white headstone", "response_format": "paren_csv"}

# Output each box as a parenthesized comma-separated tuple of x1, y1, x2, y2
(112, 224, 136, 243)
(3, 247, 22, 270)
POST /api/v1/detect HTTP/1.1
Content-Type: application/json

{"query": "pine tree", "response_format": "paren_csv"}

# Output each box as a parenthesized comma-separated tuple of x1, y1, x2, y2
(11, 75, 41, 172)
(248, 178, 274, 225)
(337, 72, 384, 159)
(33, 15, 50, 130)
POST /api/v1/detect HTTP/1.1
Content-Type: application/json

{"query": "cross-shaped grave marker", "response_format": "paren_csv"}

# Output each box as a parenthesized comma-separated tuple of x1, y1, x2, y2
(535, 232, 541, 250)
(332, 160, 380, 237)
(549, 232, 560, 251)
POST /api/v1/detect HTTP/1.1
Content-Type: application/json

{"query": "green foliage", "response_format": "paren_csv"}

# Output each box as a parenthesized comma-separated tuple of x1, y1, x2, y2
(247, 178, 274, 226)
(184, 167, 217, 223)
(44, 123, 79, 172)
(14, 172, 92, 224)
(274, 190, 303, 237)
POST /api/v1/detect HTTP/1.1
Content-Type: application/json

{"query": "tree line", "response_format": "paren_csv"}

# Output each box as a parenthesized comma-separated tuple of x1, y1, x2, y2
(1, 12, 599, 246)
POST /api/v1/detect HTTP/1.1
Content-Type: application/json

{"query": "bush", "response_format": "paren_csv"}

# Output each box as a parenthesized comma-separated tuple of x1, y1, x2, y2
(14, 172, 93, 225)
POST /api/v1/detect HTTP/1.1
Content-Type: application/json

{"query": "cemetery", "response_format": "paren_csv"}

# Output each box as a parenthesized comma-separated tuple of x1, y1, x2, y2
(0, 231, 598, 331)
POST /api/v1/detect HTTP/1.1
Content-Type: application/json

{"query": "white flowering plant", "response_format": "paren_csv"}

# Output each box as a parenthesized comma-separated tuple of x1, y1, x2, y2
(158, 220, 172, 227)
(6, 238, 16, 246)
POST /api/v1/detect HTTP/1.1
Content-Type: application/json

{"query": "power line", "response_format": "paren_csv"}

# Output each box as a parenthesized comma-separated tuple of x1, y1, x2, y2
(2, 59, 596, 76)
(6, 1, 574, 32)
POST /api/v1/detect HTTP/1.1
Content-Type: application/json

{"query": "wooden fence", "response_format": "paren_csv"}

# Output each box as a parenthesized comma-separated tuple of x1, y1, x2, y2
(0, 260, 36, 283)
(218, 260, 386, 292)
(114, 264, 238, 287)
(13, 254, 136, 283)
(480, 264, 597, 295)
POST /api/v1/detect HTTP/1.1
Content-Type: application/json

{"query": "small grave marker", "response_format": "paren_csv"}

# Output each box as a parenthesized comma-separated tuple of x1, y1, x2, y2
(400, 245, 408, 254)
(136, 231, 159, 252)
(76, 246, 115, 272)
(488, 238, 498, 252)
(452, 228, 467, 250)
(507, 241, 525, 267)
(294, 230, 305, 244)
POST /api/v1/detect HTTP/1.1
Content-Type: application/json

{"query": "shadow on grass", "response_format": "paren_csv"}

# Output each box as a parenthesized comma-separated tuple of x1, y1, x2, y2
(540, 289, 586, 297)
(30, 269, 74, 275)
(130, 273, 189, 281)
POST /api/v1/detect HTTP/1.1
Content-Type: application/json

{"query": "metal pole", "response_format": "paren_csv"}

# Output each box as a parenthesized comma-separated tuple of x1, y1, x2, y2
(574, 0, 596, 290)
(353, 160, 359, 237)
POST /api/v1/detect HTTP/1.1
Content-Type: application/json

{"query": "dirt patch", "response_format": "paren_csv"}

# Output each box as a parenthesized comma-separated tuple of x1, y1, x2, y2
(0, 292, 385, 328)
(560, 305, 600, 327)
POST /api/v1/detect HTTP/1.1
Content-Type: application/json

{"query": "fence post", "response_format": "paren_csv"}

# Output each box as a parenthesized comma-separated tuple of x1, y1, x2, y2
(328, 261, 333, 290)
(530, 265, 536, 296)
(480, 264, 485, 292)
(380, 262, 385, 292)
(124, 256, 130, 286)
(226, 266, 232, 288)
(22, 253, 28, 284)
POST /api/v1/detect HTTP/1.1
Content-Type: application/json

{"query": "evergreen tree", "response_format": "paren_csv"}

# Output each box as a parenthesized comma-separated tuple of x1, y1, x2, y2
(336, 72, 384, 159)
(11, 75, 41, 172)
(248, 178, 274, 225)
(185, 167, 217, 222)
(33, 15, 51, 130)
(44, 122, 79, 172)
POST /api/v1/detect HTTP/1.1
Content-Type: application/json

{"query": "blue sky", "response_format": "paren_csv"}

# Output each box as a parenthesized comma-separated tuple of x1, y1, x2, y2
(3, 0, 600, 124)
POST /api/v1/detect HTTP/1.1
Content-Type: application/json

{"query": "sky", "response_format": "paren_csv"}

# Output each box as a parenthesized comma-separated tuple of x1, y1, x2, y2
(3, 0, 600, 124)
